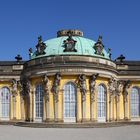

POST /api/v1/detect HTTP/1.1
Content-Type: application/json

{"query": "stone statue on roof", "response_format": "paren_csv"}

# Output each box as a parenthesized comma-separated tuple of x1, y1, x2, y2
(36, 36, 47, 56)
(93, 35, 104, 56)
(63, 31, 77, 52)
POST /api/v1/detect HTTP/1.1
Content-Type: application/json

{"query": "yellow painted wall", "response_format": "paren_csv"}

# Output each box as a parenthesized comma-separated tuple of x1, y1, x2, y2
(0, 76, 139, 122)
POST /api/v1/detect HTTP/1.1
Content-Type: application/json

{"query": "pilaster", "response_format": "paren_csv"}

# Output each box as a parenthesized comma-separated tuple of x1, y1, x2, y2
(12, 95, 17, 120)
(77, 89, 82, 122)
(43, 94, 46, 121)
(109, 96, 113, 121)
(116, 96, 120, 121)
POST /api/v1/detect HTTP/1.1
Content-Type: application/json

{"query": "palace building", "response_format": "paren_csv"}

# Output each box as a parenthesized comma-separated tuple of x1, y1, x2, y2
(0, 29, 140, 123)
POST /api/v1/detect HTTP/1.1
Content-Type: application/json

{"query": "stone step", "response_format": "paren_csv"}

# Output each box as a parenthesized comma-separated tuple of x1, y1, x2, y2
(1, 121, 140, 128)
(14, 121, 140, 128)
(0, 121, 17, 125)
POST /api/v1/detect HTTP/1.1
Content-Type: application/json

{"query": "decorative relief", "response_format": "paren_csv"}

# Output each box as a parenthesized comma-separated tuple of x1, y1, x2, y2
(89, 73, 99, 102)
(17, 80, 22, 94)
(36, 36, 47, 56)
(42, 74, 50, 102)
(63, 31, 77, 52)
(51, 72, 61, 102)
(77, 74, 87, 101)
(20, 76, 30, 97)
(93, 36, 104, 56)
(108, 77, 123, 102)
(108, 77, 131, 102)
(11, 78, 18, 97)
(122, 80, 131, 102)
(12, 65, 23, 70)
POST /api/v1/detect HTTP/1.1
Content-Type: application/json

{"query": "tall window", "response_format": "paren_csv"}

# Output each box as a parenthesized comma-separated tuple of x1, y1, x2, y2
(131, 87, 140, 117)
(98, 84, 106, 121)
(64, 82, 77, 122)
(0, 87, 10, 119)
(35, 84, 43, 119)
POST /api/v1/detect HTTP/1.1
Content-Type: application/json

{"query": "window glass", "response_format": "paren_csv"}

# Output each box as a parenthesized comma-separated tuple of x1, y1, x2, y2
(64, 82, 76, 118)
(1, 87, 10, 118)
(35, 84, 43, 118)
(98, 85, 106, 118)
(131, 88, 140, 117)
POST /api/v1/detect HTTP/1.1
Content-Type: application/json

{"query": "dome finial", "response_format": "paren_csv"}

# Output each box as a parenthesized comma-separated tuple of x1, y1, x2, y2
(57, 29, 83, 37)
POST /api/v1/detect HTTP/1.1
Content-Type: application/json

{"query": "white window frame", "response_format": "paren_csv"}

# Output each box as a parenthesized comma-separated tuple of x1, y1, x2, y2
(63, 82, 77, 122)
(97, 84, 106, 122)
(0, 87, 10, 120)
(35, 84, 43, 121)
(131, 87, 140, 118)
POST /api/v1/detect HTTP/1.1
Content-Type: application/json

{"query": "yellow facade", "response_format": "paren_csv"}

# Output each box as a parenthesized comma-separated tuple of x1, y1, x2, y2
(0, 75, 138, 122)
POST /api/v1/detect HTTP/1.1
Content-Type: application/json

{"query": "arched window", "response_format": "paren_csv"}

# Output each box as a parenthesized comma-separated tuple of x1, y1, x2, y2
(131, 87, 140, 117)
(0, 87, 10, 119)
(35, 84, 43, 120)
(63, 82, 77, 122)
(97, 84, 106, 122)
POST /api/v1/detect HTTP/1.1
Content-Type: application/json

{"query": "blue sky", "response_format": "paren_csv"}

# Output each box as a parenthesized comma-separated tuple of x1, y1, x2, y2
(0, 0, 140, 60)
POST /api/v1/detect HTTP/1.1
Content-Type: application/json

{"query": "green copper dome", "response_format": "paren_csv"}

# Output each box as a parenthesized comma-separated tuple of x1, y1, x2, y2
(30, 30, 110, 60)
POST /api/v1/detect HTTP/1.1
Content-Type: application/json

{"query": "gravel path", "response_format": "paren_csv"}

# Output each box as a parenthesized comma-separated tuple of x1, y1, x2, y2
(0, 125, 140, 140)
